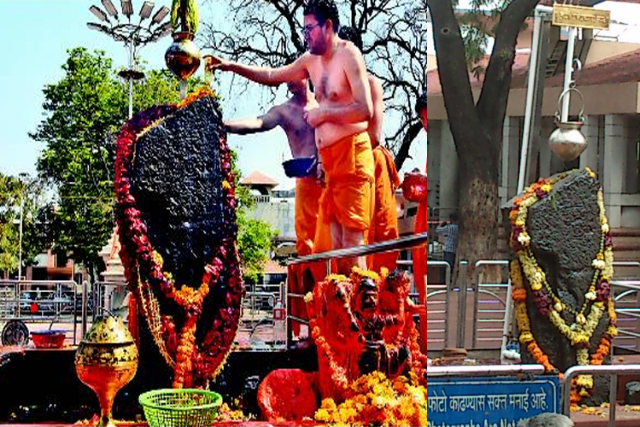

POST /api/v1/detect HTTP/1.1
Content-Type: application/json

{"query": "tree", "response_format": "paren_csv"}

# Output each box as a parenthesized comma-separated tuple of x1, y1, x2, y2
(30, 47, 205, 281)
(237, 213, 278, 284)
(0, 173, 46, 278)
(427, 0, 540, 277)
(229, 151, 279, 284)
(200, 0, 428, 169)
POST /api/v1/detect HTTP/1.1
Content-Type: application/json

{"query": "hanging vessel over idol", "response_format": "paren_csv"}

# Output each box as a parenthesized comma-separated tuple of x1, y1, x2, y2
(165, 0, 201, 85)
(548, 87, 588, 162)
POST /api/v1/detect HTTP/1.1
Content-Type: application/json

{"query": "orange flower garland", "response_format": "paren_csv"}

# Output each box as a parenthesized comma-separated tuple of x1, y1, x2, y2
(509, 169, 618, 404)
(511, 259, 617, 405)
(115, 90, 244, 388)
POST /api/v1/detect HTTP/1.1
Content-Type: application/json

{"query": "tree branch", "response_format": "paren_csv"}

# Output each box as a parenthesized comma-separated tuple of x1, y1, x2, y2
(476, 0, 540, 137)
(427, 0, 483, 154)
(394, 121, 423, 170)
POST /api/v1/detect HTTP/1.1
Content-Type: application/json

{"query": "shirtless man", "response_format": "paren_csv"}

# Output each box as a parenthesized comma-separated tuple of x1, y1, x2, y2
(224, 78, 321, 257)
(224, 78, 323, 333)
(338, 26, 401, 272)
(206, 0, 375, 271)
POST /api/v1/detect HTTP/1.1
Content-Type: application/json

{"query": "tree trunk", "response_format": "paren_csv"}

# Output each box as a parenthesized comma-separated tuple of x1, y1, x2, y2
(455, 134, 500, 283)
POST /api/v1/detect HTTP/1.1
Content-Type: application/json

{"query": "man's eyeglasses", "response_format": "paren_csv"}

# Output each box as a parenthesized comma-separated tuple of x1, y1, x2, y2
(302, 23, 322, 36)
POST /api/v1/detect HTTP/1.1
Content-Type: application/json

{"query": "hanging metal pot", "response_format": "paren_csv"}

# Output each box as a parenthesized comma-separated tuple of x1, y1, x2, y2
(548, 87, 588, 162)
(165, 31, 201, 81)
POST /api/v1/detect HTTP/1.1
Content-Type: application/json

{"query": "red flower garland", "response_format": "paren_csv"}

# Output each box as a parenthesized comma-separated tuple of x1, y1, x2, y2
(114, 90, 244, 388)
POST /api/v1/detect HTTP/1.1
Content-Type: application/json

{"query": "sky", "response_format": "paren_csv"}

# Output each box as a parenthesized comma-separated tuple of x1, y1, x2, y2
(0, 1, 426, 191)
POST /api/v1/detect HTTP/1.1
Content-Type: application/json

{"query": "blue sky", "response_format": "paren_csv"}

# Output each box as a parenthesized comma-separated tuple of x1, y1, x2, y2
(0, 1, 426, 190)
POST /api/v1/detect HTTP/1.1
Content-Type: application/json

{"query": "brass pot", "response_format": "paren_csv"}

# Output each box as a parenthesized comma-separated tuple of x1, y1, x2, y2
(165, 31, 201, 81)
(548, 120, 588, 162)
(75, 315, 138, 427)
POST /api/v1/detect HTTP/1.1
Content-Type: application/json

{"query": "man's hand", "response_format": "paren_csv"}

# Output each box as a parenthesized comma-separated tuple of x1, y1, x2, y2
(204, 54, 230, 72)
(316, 162, 325, 186)
(303, 107, 325, 128)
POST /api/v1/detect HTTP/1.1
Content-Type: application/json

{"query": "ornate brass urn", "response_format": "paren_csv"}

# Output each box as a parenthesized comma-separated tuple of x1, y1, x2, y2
(165, 31, 201, 81)
(75, 315, 139, 427)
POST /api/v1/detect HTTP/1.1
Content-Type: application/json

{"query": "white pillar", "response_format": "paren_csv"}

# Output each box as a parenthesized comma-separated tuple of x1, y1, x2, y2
(539, 117, 554, 178)
(500, 117, 522, 203)
(625, 116, 639, 194)
(427, 120, 441, 205)
(439, 121, 459, 218)
(579, 115, 601, 174)
(603, 114, 627, 228)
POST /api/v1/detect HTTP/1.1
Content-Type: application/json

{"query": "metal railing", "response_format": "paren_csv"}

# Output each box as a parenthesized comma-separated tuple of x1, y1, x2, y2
(0, 280, 80, 322)
(236, 282, 287, 351)
(427, 363, 546, 378)
(426, 260, 451, 348)
(611, 278, 640, 350)
(0, 279, 81, 345)
(471, 260, 510, 349)
(426, 259, 640, 353)
(287, 233, 428, 333)
(561, 364, 640, 426)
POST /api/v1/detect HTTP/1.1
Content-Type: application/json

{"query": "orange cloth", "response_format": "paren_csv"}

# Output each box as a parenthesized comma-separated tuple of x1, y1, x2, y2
(290, 177, 323, 336)
(367, 146, 401, 272)
(295, 177, 323, 257)
(317, 132, 375, 231)
(308, 204, 335, 284)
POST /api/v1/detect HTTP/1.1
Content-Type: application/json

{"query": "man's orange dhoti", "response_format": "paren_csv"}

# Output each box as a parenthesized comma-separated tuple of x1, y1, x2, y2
(316, 132, 375, 235)
(295, 177, 323, 257)
(367, 145, 401, 272)
(289, 177, 323, 336)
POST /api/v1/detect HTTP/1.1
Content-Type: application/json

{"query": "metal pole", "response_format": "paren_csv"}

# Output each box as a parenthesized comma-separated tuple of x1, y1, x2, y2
(128, 40, 134, 119)
(456, 261, 468, 348)
(561, 27, 577, 122)
(517, 5, 552, 194)
(427, 363, 545, 378)
(609, 372, 617, 427)
(18, 189, 24, 280)
(81, 280, 88, 338)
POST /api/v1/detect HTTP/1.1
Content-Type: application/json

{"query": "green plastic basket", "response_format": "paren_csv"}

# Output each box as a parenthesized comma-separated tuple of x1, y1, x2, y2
(139, 389, 223, 427)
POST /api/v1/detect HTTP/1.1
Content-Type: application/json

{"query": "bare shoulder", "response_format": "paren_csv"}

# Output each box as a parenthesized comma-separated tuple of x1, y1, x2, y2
(369, 75, 383, 93)
(338, 40, 364, 63)
(295, 52, 314, 69)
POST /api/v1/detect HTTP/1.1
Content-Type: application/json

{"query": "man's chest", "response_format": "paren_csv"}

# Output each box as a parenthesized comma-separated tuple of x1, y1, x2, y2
(309, 62, 349, 102)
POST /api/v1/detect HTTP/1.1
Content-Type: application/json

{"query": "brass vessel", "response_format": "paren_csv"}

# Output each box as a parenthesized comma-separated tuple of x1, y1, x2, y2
(75, 315, 138, 427)
(548, 120, 588, 162)
(549, 87, 588, 162)
(165, 31, 201, 81)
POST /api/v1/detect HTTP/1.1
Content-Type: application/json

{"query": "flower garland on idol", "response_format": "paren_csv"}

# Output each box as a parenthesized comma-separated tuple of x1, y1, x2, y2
(509, 168, 617, 405)
(114, 89, 244, 388)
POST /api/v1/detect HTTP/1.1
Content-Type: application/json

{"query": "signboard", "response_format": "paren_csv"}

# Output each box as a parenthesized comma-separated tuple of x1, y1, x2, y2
(552, 4, 610, 30)
(427, 376, 561, 427)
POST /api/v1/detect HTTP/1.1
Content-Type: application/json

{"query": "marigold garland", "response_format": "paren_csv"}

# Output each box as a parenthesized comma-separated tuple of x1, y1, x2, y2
(115, 89, 244, 388)
(509, 168, 618, 406)
(314, 371, 428, 427)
